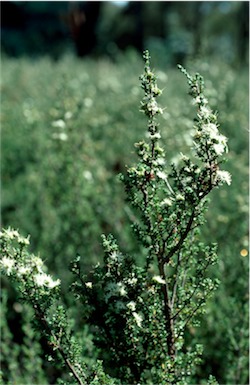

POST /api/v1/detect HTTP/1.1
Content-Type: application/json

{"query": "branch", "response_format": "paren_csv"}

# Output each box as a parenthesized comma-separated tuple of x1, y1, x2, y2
(165, 176, 175, 196)
(57, 345, 85, 385)
(33, 303, 85, 385)
(172, 258, 211, 321)
(164, 209, 196, 264)
(174, 285, 215, 341)
(157, 259, 176, 358)
(171, 250, 182, 309)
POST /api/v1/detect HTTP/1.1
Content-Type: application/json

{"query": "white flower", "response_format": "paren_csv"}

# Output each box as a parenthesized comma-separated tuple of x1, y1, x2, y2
(1, 229, 30, 245)
(132, 312, 143, 328)
(84, 98, 93, 108)
(46, 276, 60, 289)
(1, 256, 15, 275)
(157, 170, 167, 180)
(127, 277, 138, 286)
(109, 252, 118, 261)
(160, 198, 173, 207)
(203, 123, 219, 137)
(213, 135, 228, 155)
(176, 193, 185, 201)
(127, 301, 136, 312)
(149, 132, 161, 140)
(18, 266, 31, 276)
(152, 275, 166, 284)
(147, 100, 163, 115)
(18, 235, 30, 246)
(155, 157, 165, 166)
(216, 170, 232, 185)
(152, 85, 162, 96)
(3, 228, 19, 240)
(85, 282, 93, 289)
(52, 119, 66, 129)
(202, 123, 228, 155)
(109, 252, 123, 264)
(199, 105, 211, 118)
(192, 96, 201, 105)
(52, 132, 68, 141)
(34, 273, 49, 287)
(117, 282, 127, 296)
(213, 142, 226, 155)
(32, 256, 44, 273)
(64, 111, 73, 120)
(34, 273, 60, 289)
(83, 170, 93, 181)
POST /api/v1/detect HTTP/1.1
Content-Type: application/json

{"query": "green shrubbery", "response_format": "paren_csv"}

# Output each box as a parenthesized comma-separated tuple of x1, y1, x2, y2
(1, 51, 248, 384)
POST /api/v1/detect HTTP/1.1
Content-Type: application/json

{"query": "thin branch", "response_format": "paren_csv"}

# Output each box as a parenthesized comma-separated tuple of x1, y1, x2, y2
(164, 209, 196, 264)
(181, 228, 195, 289)
(158, 260, 176, 358)
(171, 250, 182, 309)
(174, 286, 215, 341)
(165, 177, 175, 196)
(33, 303, 85, 385)
(57, 345, 85, 385)
(172, 258, 211, 321)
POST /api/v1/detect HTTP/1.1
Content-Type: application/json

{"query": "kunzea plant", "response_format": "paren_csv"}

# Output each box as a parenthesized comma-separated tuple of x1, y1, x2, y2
(1, 51, 230, 385)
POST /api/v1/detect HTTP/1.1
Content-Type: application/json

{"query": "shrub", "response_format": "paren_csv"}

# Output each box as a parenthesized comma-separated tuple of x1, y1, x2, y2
(1, 51, 234, 384)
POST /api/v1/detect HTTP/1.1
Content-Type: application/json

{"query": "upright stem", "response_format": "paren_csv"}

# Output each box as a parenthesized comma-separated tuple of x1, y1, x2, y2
(141, 49, 176, 359)
(158, 258, 176, 359)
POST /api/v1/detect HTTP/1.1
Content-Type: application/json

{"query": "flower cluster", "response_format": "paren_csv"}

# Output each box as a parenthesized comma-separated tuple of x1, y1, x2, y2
(178, 65, 231, 187)
(0, 228, 60, 296)
(0, 227, 30, 244)
(138, 50, 164, 164)
(140, 51, 163, 120)
(122, 50, 170, 215)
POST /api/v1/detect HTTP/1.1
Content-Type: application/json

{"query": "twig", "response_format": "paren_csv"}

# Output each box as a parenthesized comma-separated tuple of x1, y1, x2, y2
(174, 286, 215, 341)
(33, 303, 85, 385)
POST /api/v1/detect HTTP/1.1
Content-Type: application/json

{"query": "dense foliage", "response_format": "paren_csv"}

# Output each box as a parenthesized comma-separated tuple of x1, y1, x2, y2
(1, 50, 248, 384)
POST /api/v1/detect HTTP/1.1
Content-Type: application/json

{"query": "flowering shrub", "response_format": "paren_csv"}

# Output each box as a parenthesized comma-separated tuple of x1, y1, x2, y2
(1, 51, 231, 384)
(0, 228, 115, 385)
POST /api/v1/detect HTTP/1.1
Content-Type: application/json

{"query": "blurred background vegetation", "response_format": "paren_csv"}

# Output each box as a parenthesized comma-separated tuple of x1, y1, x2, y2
(1, 1, 249, 65)
(1, 1, 249, 384)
